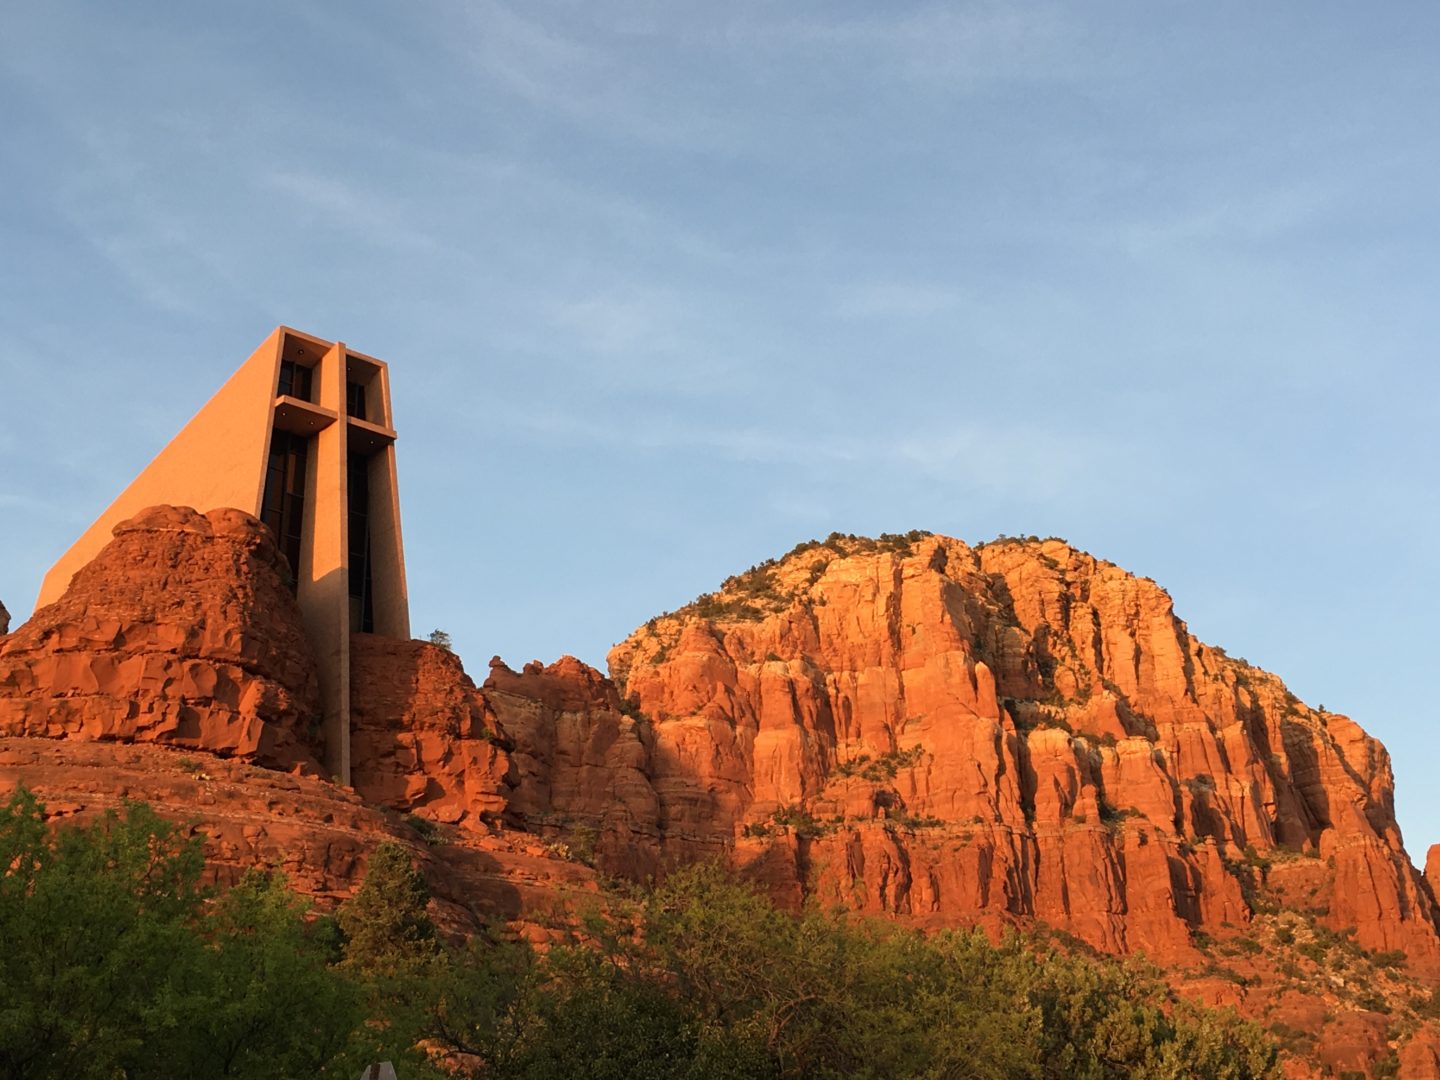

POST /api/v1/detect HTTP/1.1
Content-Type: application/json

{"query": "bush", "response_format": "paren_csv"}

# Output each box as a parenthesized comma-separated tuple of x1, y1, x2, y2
(0, 788, 386, 1079)
(337, 840, 440, 976)
(833, 745, 926, 782)
(403, 813, 446, 846)
(0, 791, 1284, 1080)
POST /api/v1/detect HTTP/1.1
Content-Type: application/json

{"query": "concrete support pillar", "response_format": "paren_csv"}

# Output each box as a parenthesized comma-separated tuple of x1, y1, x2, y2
(300, 342, 353, 784)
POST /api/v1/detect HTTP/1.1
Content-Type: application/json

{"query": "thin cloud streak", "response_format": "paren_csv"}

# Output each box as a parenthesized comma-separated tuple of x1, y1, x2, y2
(492, 406, 1112, 500)
(261, 170, 440, 253)
(730, 2, 1087, 87)
(450, 1, 742, 153)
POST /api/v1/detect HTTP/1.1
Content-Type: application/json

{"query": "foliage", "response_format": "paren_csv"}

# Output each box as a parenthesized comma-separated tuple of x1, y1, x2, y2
(0, 791, 1283, 1080)
(337, 840, 441, 976)
(161, 872, 365, 1078)
(692, 593, 770, 622)
(404, 813, 446, 846)
(616, 695, 652, 724)
(833, 744, 927, 782)
(428, 629, 454, 652)
(411, 864, 1279, 1079)
(767, 805, 827, 839)
(0, 788, 388, 1079)
(1099, 802, 1141, 831)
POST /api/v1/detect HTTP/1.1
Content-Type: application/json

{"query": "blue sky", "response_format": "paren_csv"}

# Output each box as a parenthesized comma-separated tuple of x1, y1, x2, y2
(3, 3, 1439, 853)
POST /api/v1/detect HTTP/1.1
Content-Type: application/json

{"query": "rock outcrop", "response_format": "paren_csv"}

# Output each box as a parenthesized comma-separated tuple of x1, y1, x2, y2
(4, 512, 1439, 1075)
(0, 735, 599, 939)
(0, 506, 602, 943)
(0, 599, 10, 636)
(0, 506, 321, 771)
(604, 533, 1440, 972)
(483, 655, 664, 878)
(349, 635, 511, 825)
(1401, 1027, 1440, 1079)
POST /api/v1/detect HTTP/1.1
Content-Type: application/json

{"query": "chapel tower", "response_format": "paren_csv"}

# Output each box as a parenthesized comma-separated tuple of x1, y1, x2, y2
(37, 327, 409, 782)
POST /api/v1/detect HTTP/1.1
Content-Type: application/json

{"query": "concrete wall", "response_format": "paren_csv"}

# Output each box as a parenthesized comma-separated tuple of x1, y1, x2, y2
(36, 329, 284, 609)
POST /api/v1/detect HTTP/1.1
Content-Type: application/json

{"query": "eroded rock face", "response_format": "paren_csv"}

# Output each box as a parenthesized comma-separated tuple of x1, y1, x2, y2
(345, 644, 665, 880)
(483, 655, 664, 879)
(0, 599, 10, 637)
(349, 635, 511, 825)
(0, 506, 321, 771)
(8, 516, 1437, 972)
(1401, 1026, 1440, 1079)
(606, 534, 1440, 969)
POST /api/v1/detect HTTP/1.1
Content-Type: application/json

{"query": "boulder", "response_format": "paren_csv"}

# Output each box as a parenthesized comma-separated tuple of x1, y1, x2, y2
(0, 506, 321, 770)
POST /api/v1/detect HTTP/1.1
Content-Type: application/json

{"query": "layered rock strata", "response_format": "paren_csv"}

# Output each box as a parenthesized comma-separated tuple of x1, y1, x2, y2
(349, 635, 510, 825)
(483, 655, 663, 878)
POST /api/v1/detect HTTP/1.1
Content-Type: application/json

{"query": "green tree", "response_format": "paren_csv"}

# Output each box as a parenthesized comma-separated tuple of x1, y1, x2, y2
(0, 789, 1283, 1080)
(1014, 945, 1280, 1079)
(640, 862, 1037, 1079)
(338, 840, 440, 975)
(491, 944, 751, 1080)
(335, 840, 454, 1076)
(156, 871, 364, 1078)
(0, 789, 391, 1079)
(0, 791, 205, 1078)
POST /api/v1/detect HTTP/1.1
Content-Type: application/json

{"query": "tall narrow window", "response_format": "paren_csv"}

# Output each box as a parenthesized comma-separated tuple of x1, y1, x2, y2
(278, 361, 313, 402)
(260, 430, 309, 587)
(346, 380, 367, 421)
(348, 455, 375, 633)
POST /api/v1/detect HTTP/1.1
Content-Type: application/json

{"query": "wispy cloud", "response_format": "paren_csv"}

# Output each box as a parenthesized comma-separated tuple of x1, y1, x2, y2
(735, 2, 1085, 87)
(1116, 180, 1340, 256)
(33, 119, 272, 317)
(489, 283, 758, 394)
(0, 492, 55, 512)
(450, 1, 741, 152)
(836, 281, 972, 319)
(261, 170, 439, 252)
(549, 292, 684, 357)
(491, 405, 1111, 501)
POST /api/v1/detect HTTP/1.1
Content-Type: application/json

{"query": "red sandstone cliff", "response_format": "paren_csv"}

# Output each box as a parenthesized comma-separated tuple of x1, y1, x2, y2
(603, 533, 1440, 975)
(3, 511, 1439, 1075)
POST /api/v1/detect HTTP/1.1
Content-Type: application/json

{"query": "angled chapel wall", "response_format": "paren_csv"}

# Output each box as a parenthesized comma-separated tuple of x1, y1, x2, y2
(35, 329, 284, 609)
(35, 325, 411, 787)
